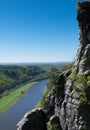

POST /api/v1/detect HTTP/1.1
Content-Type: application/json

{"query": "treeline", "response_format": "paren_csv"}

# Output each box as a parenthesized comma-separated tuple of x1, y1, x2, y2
(0, 65, 46, 94)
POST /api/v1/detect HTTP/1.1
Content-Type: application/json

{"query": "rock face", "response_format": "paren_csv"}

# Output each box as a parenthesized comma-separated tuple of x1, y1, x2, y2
(17, 2, 90, 130)
(74, 1, 90, 75)
(17, 108, 47, 130)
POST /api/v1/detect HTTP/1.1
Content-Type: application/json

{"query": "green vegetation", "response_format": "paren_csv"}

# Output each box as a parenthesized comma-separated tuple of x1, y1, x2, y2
(37, 68, 60, 107)
(37, 61, 90, 129)
(82, 53, 87, 59)
(0, 63, 69, 112)
(0, 65, 46, 94)
(70, 70, 90, 129)
(37, 85, 47, 108)
(37, 62, 73, 108)
(47, 122, 59, 130)
(0, 82, 37, 113)
(36, 63, 70, 71)
(37, 59, 90, 130)
(37, 82, 54, 107)
(76, 0, 90, 11)
(70, 71, 90, 103)
(61, 62, 74, 72)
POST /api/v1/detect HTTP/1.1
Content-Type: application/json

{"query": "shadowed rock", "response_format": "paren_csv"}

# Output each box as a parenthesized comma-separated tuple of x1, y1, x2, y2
(17, 108, 47, 130)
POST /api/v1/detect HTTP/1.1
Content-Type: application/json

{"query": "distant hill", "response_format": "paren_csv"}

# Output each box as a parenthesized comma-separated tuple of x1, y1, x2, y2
(0, 65, 46, 94)
(0, 62, 70, 95)
(35, 62, 70, 71)
(15, 62, 70, 71)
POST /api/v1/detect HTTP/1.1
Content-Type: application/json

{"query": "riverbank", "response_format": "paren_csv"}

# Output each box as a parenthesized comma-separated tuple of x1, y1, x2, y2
(0, 82, 37, 114)
(36, 84, 48, 108)
(0, 79, 48, 130)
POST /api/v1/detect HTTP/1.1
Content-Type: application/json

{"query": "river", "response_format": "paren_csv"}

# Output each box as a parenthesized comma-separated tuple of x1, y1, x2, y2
(0, 79, 48, 130)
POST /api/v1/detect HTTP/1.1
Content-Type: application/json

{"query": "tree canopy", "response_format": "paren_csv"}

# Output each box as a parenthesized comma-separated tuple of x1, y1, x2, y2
(0, 65, 46, 94)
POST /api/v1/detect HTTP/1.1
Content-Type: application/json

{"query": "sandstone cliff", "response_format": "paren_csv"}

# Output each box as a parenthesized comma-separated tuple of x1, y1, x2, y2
(17, 2, 90, 130)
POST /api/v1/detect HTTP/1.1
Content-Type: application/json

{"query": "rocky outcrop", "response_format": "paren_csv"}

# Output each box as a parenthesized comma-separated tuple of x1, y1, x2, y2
(53, 2, 90, 130)
(74, 1, 90, 75)
(17, 108, 47, 130)
(17, 2, 90, 130)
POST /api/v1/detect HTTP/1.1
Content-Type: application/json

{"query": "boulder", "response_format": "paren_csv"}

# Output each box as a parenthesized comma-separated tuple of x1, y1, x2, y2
(84, 70, 90, 76)
(17, 108, 47, 130)
(50, 115, 59, 125)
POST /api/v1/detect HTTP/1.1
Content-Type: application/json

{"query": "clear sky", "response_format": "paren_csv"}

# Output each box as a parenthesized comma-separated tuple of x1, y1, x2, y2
(0, 0, 79, 63)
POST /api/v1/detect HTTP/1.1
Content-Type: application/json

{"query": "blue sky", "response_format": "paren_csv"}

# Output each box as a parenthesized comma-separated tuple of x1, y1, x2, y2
(0, 0, 79, 63)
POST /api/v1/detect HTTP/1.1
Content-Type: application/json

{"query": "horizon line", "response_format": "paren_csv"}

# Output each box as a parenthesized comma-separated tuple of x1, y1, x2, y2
(0, 61, 72, 64)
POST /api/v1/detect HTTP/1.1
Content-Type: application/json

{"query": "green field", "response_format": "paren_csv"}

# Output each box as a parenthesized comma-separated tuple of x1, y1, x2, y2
(0, 82, 37, 113)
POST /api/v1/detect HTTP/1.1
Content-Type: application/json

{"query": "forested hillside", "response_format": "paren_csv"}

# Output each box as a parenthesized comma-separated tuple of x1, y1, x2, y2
(0, 65, 46, 94)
